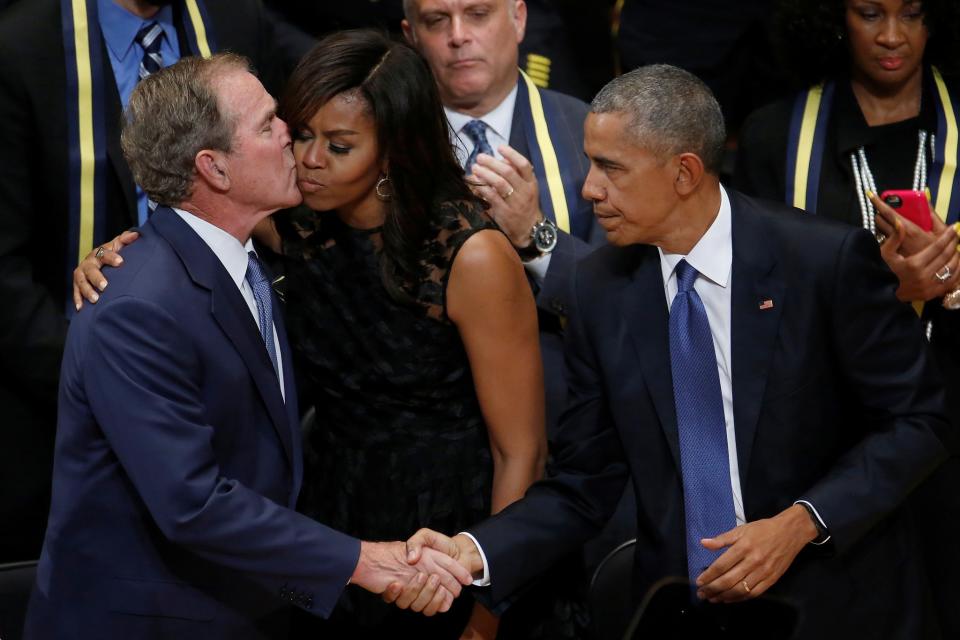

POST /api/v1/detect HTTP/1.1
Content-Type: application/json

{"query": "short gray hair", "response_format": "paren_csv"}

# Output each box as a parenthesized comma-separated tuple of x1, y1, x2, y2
(121, 53, 250, 206)
(591, 64, 725, 173)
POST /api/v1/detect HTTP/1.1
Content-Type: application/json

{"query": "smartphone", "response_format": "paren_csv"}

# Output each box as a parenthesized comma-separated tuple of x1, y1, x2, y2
(880, 189, 933, 232)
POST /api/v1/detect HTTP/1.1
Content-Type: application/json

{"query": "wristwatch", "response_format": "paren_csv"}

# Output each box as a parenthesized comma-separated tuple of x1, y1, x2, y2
(517, 216, 558, 261)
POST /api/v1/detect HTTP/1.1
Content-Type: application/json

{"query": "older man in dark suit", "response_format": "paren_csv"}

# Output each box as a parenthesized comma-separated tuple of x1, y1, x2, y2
(24, 53, 469, 639)
(406, 65, 951, 638)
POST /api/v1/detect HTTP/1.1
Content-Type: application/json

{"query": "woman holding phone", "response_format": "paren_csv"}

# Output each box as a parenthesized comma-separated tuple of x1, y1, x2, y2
(734, 1, 960, 635)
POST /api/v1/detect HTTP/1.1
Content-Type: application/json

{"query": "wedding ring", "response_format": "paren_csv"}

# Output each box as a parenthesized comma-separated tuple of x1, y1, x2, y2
(875, 232, 886, 245)
(935, 265, 952, 283)
(502, 186, 515, 200)
(742, 580, 752, 594)
(944, 287, 960, 310)
(95, 246, 106, 259)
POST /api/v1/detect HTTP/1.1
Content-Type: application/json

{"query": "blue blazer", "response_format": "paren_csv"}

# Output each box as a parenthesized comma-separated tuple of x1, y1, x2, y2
(25, 208, 360, 639)
(468, 191, 951, 638)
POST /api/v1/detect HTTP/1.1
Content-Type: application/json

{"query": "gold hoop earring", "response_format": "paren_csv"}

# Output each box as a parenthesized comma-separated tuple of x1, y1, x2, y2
(376, 174, 393, 201)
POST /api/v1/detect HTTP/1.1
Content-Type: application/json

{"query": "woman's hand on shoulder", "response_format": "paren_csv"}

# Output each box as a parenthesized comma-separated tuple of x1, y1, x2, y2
(73, 229, 139, 310)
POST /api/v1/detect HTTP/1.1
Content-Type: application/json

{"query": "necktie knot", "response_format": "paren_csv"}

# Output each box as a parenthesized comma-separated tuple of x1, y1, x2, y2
(463, 120, 494, 173)
(135, 21, 163, 53)
(675, 260, 699, 293)
(463, 120, 488, 146)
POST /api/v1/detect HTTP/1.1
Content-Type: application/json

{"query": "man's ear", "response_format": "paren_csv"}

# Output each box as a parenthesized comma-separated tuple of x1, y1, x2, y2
(195, 149, 230, 192)
(514, 1, 527, 43)
(675, 152, 705, 197)
(401, 19, 415, 45)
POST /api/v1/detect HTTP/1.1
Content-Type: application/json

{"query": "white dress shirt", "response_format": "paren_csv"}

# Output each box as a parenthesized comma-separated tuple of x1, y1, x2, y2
(444, 85, 517, 168)
(173, 208, 285, 401)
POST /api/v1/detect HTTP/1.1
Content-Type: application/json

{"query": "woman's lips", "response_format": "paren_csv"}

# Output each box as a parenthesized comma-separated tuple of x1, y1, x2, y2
(298, 178, 324, 193)
(879, 57, 904, 71)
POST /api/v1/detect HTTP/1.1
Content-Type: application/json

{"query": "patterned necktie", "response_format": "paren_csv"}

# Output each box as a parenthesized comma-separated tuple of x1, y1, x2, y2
(135, 22, 163, 214)
(668, 260, 736, 589)
(245, 251, 280, 378)
(463, 119, 494, 174)
(135, 21, 164, 80)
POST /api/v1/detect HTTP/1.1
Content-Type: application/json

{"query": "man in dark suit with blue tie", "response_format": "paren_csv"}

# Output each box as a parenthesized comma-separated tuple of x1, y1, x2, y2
(24, 53, 469, 639)
(405, 65, 953, 638)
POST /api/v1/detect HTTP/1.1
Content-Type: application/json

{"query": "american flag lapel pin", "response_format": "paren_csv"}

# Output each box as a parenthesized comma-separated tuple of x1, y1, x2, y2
(759, 298, 774, 310)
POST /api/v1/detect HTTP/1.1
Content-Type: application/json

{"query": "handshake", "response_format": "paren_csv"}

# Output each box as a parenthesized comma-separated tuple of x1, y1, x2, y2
(348, 529, 485, 616)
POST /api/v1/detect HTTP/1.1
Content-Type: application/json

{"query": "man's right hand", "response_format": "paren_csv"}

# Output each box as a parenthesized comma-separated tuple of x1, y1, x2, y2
(73, 229, 140, 310)
(402, 529, 485, 581)
(351, 540, 472, 616)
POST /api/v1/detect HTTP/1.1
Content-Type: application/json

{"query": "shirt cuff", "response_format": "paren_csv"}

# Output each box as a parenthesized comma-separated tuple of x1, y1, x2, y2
(794, 500, 832, 545)
(456, 531, 491, 587)
(522, 252, 551, 284)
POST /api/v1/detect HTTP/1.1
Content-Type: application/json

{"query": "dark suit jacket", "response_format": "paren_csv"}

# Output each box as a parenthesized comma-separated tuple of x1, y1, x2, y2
(0, 0, 281, 562)
(469, 191, 950, 638)
(24, 208, 359, 639)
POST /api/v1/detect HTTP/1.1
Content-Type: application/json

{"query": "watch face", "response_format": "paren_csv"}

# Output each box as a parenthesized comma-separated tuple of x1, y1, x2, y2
(534, 221, 558, 252)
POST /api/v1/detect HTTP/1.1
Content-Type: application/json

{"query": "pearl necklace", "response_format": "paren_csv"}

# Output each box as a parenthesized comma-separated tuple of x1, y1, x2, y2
(850, 130, 934, 236)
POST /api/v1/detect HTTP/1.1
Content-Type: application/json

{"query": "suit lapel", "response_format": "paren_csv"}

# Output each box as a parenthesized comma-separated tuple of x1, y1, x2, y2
(151, 208, 295, 468)
(508, 79, 529, 157)
(619, 247, 681, 471)
(729, 195, 785, 485)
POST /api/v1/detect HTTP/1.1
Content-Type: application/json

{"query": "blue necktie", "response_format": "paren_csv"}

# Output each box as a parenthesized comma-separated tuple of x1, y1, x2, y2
(135, 22, 163, 216)
(463, 120, 494, 174)
(668, 260, 736, 588)
(135, 22, 164, 80)
(245, 251, 280, 378)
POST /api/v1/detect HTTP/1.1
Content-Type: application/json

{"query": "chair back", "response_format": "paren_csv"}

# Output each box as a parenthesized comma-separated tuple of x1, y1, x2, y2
(0, 560, 38, 640)
(588, 538, 636, 640)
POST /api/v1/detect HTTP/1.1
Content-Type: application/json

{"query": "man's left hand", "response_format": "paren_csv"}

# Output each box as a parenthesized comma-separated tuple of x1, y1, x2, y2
(695, 504, 818, 603)
(467, 145, 542, 248)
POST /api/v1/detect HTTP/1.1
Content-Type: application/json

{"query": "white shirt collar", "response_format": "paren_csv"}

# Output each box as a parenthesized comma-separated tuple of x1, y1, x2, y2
(444, 83, 518, 145)
(173, 208, 254, 289)
(658, 185, 732, 288)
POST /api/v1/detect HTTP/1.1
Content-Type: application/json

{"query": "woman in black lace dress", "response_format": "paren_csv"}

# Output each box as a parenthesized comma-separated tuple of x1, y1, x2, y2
(270, 31, 546, 638)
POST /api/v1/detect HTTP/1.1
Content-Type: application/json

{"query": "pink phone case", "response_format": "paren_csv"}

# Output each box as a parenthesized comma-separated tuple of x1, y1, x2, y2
(880, 189, 933, 232)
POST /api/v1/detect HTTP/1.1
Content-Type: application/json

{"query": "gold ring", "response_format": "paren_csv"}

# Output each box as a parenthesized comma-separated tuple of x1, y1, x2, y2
(502, 186, 515, 200)
(741, 580, 752, 593)
(95, 246, 106, 259)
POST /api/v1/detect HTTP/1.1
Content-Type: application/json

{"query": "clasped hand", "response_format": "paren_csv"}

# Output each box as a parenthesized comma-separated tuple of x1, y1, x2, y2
(380, 529, 485, 611)
(352, 540, 473, 616)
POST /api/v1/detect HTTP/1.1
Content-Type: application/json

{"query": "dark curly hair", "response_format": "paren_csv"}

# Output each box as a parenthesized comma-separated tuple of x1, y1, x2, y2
(277, 29, 481, 304)
(774, 0, 960, 87)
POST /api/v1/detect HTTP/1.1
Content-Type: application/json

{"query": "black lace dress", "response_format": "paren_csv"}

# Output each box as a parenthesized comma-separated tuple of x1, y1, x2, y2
(280, 200, 497, 638)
